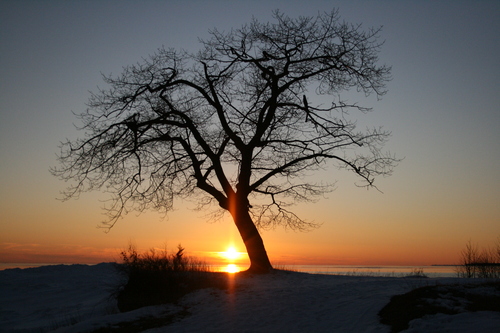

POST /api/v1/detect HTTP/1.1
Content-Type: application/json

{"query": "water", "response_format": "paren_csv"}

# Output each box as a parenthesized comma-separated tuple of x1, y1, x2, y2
(208, 264, 458, 277)
(288, 265, 458, 278)
(1, 262, 459, 278)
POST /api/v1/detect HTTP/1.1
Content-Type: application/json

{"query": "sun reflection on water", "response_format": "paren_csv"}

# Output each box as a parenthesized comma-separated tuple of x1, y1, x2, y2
(213, 263, 247, 273)
(222, 264, 242, 273)
(225, 264, 239, 273)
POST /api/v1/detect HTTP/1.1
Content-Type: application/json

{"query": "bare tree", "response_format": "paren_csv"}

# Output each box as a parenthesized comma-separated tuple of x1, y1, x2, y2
(52, 10, 397, 273)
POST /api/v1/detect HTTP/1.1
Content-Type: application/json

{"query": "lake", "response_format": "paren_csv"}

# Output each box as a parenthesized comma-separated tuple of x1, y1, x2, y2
(209, 264, 459, 277)
(1, 263, 459, 278)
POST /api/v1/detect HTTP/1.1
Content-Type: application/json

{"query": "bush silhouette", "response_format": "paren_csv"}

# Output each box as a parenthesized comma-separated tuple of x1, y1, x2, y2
(116, 244, 226, 312)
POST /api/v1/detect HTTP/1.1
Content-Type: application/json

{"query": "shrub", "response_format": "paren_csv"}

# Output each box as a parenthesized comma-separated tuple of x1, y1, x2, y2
(456, 238, 500, 279)
(405, 268, 427, 278)
(116, 244, 227, 312)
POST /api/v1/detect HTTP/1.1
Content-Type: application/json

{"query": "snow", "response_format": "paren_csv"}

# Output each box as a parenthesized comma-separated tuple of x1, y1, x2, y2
(404, 312, 500, 333)
(1, 264, 498, 332)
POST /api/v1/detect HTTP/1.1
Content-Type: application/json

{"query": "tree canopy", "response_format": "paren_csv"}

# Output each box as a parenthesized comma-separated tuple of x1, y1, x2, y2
(52, 9, 397, 272)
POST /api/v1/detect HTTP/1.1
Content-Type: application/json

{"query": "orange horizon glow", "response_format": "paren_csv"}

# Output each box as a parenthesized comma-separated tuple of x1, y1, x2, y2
(0, 241, 467, 268)
(2, 207, 496, 269)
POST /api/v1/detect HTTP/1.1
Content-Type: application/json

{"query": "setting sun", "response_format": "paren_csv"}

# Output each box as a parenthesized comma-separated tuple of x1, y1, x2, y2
(221, 246, 242, 260)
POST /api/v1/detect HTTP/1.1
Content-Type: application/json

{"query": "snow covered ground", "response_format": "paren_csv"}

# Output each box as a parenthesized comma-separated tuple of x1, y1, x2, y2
(1, 263, 499, 332)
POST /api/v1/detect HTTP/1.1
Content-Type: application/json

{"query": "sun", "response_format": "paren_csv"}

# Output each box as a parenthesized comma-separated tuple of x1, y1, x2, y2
(222, 246, 240, 260)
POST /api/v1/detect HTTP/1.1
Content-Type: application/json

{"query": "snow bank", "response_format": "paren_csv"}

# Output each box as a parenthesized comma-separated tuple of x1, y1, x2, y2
(0, 263, 121, 332)
(0, 264, 498, 332)
(404, 312, 500, 333)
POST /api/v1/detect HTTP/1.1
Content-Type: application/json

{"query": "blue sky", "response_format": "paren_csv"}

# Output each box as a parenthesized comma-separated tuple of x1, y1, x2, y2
(1, 0, 499, 265)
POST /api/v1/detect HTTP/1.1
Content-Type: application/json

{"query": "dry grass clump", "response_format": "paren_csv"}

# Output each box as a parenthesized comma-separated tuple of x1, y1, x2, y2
(456, 238, 500, 279)
(115, 244, 228, 312)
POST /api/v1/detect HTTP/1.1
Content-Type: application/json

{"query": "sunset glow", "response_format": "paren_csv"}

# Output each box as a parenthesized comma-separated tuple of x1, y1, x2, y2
(0, 1, 499, 270)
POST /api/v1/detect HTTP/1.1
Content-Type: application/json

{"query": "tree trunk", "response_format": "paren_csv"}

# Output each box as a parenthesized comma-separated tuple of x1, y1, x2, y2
(229, 198, 273, 273)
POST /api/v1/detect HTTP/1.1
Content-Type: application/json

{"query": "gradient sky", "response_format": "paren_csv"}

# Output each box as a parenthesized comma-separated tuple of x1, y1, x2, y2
(1, 0, 499, 267)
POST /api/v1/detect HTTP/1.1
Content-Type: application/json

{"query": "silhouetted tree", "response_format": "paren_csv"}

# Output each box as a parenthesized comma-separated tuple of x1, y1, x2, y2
(52, 10, 397, 273)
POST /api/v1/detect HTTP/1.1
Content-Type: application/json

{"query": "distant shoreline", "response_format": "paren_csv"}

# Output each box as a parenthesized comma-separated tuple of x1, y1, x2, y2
(0, 262, 100, 271)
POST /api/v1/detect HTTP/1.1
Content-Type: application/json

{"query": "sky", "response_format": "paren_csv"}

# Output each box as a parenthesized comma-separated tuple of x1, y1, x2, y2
(1, 0, 499, 268)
